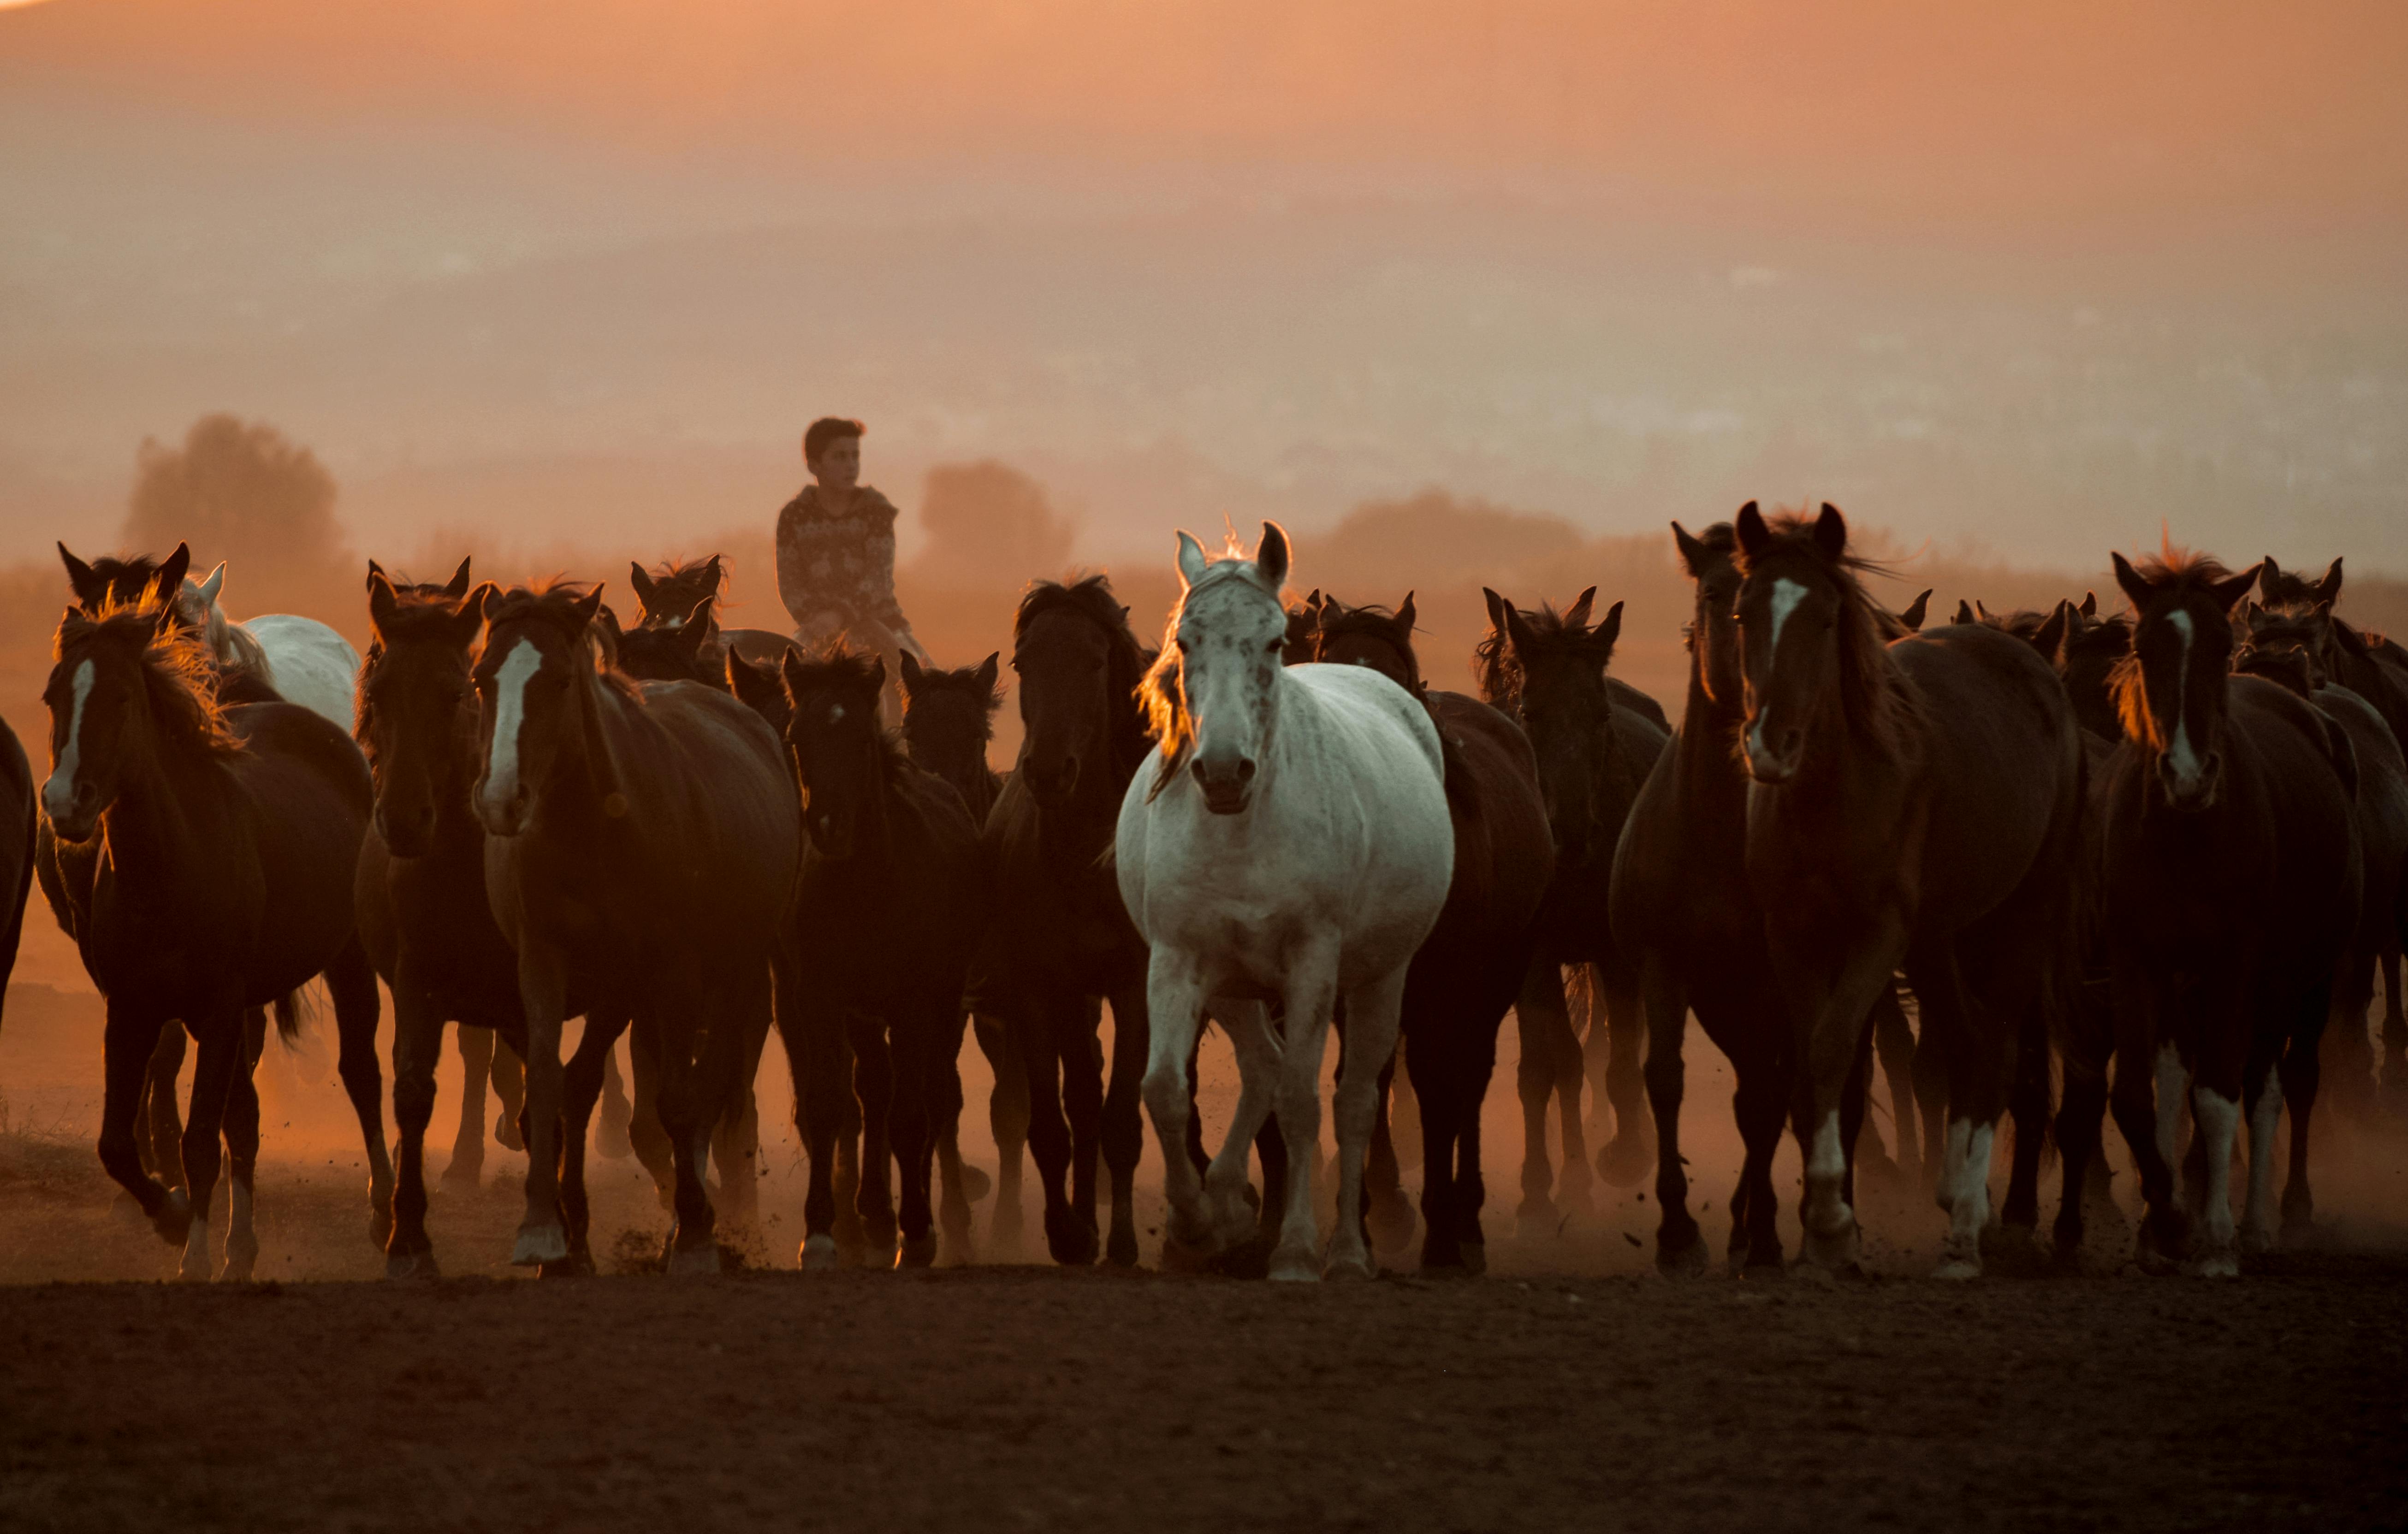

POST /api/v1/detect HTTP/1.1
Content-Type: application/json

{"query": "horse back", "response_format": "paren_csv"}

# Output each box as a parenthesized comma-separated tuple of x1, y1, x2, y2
(1892, 623, 2082, 933)
(1421, 692, 1552, 957)
(616, 681, 802, 948)
(2236, 678, 2363, 978)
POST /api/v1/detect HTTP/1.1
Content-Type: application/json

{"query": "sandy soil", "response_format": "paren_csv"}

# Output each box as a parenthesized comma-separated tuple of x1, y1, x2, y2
(6, 931, 2408, 1531)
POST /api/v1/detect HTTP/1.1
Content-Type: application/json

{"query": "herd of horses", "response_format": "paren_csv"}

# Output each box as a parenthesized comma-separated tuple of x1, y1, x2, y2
(6, 503, 2403, 1284)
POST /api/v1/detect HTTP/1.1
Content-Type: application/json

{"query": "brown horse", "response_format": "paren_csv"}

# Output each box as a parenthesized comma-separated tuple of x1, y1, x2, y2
(1313, 594, 1554, 1271)
(1733, 503, 2082, 1279)
(629, 554, 803, 669)
(2100, 549, 2360, 1273)
(774, 646, 984, 1267)
(897, 650, 1020, 1255)
(472, 582, 798, 1273)
(2236, 601, 2408, 1123)
(1476, 586, 1669, 1224)
(40, 599, 384, 1279)
(984, 576, 1160, 1264)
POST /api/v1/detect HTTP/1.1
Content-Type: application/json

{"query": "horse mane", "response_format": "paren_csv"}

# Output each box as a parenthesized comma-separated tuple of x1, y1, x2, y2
(1016, 575, 1154, 780)
(1736, 509, 1916, 759)
(202, 599, 274, 683)
(1312, 601, 1423, 694)
(83, 553, 165, 605)
(55, 603, 242, 758)
(645, 555, 727, 592)
(2107, 545, 2238, 748)
(484, 580, 639, 702)
(785, 642, 914, 784)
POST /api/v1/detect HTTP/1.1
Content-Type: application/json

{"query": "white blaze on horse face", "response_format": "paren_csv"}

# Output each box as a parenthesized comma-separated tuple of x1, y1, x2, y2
(42, 659, 95, 823)
(2161, 607, 2202, 790)
(1745, 577, 1809, 764)
(480, 639, 543, 819)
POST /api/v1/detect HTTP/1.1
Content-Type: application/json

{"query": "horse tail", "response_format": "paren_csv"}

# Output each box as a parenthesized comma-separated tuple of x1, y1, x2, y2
(272, 989, 306, 1043)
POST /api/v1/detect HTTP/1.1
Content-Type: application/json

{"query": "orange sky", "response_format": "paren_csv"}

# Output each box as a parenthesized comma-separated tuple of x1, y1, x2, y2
(9, 0, 2405, 256)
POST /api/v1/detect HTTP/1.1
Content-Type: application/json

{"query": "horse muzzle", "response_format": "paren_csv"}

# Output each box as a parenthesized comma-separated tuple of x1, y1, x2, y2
(474, 784, 528, 838)
(807, 811, 855, 859)
(375, 800, 439, 859)
(2156, 752, 2223, 813)
(1743, 721, 1802, 786)
(42, 778, 98, 843)
(1192, 755, 1255, 816)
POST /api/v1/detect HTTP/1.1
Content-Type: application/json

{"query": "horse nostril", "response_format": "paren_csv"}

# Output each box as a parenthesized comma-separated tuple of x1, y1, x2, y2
(1237, 759, 1256, 781)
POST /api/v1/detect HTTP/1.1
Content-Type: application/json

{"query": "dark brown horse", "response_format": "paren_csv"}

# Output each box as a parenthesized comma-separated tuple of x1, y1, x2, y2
(773, 646, 983, 1267)
(1476, 586, 1669, 1224)
(629, 554, 802, 669)
(2099, 549, 2360, 1273)
(898, 650, 1020, 1254)
(985, 576, 1159, 1264)
(1313, 594, 1554, 1271)
(2237, 601, 2408, 1123)
(40, 600, 383, 1279)
(472, 582, 798, 1273)
(0, 717, 31, 1040)
(1733, 503, 2082, 1279)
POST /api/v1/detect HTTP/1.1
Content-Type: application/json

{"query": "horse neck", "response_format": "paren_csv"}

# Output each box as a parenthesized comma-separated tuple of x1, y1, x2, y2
(1677, 639, 1747, 803)
(97, 723, 218, 896)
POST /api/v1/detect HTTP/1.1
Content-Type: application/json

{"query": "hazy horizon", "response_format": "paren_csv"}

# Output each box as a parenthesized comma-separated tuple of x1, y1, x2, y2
(6, 0, 2405, 574)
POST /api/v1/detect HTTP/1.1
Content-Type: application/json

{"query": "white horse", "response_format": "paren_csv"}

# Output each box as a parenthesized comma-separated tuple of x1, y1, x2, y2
(1115, 522, 1453, 1281)
(171, 563, 361, 732)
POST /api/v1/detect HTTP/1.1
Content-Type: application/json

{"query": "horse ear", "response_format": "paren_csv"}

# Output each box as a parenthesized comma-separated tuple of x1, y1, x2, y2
(367, 569, 401, 634)
(2260, 555, 2284, 591)
(567, 584, 605, 633)
(1502, 599, 1539, 657)
(57, 543, 100, 607)
(1953, 600, 1975, 627)
(453, 584, 497, 643)
(778, 648, 809, 700)
(865, 652, 887, 696)
(1812, 503, 1848, 561)
(1256, 521, 1291, 592)
(670, 598, 715, 659)
(157, 545, 194, 606)
(1396, 591, 1417, 631)
(974, 651, 1000, 697)
(898, 649, 924, 691)
(1593, 599, 1625, 653)
(1671, 521, 1709, 578)
(2079, 590, 2098, 619)
(705, 554, 724, 591)
(196, 560, 223, 605)
(1175, 530, 1209, 587)
(1733, 501, 1769, 561)
(729, 652, 779, 712)
(1974, 599, 1995, 623)
(1565, 586, 1597, 629)
(477, 582, 504, 621)
(2316, 557, 2344, 606)
(1482, 587, 1509, 636)
(443, 557, 473, 599)
(594, 604, 623, 642)
(628, 563, 654, 607)
(1900, 589, 1931, 633)
(2209, 562, 2261, 614)
(2033, 601, 2072, 666)
(2111, 551, 2152, 612)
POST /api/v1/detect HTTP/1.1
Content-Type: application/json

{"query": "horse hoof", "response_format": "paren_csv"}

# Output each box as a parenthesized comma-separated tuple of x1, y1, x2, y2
(800, 1234, 840, 1271)
(510, 1223, 569, 1267)
(386, 1250, 443, 1281)
(2186, 1252, 2240, 1279)
(897, 1233, 938, 1269)
(961, 1164, 992, 1203)
(1457, 1240, 1488, 1277)
(152, 1190, 194, 1248)
(1515, 1196, 1562, 1239)
(1368, 1198, 1417, 1256)
(1159, 1233, 1218, 1273)
(539, 1251, 595, 1279)
(219, 1251, 257, 1284)
(2238, 1223, 2276, 1256)
(667, 1244, 725, 1279)
(1044, 1209, 1100, 1267)
(1800, 1224, 1860, 1274)
(369, 1208, 395, 1251)
(1323, 1253, 1374, 1282)
(1105, 1225, 1140, 1268)
(1267, 1251, 1320, 1283)
(1595, 1137, 1654, 1189)
(1932, 1255, 1982, 1282)
(1656, 1235, 1710, 1279)
(494, 1115, 525, 1153)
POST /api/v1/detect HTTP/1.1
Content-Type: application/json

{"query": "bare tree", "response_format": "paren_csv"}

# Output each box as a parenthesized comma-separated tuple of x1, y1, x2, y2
(906, 460, 1075, 588)
(124, 414, 346, 583)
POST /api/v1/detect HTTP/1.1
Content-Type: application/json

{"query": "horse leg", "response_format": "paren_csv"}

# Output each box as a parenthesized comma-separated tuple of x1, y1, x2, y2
(508, 942, 571, 1268)
(445, 1024, 495, 1190)
(1140, 950, 1215, 1262)
(1268, 944, 1341, 1282)
(2278, 983, 2330, 1247)
(1554, 967, 1596, 1212)
(833, 1034, 866, 1259)
(98, 1001, 181, 1244)
(1364, 1050, 1416, 1256)
(1060, 996, 1107, 1260)
(1640, 963, 1704, 1276)
(1785, 921, 1905, 1276)
(708, 982, 768, 1233)
(596, 1039, 634, 1159)
(846, 1010, 898, 1262)
(142, 1024, 188, 1193)
(1327, 965, 1404, 1281)
(890, 1006, 941, 1269)
(2051, 983, 2114, 1268)
(2380, 939, 2408, 1112)
(931, 1008, 976, 1265)
(2322, 949, 2378, 1124)
(777, 957, 848, 1270)
(1413, 1027, 1464, 1273)
(1912, 992, 1950, 1198)
(624, 1024, 677, 1209)
(1999, 1006, 2054, 1247)
(647, 999, 724, 1278)
(1594, 955, 1654, 1187)
(323, 939, 394, 1250)
(175, 1010, 244, 1282)
(1098, 981, 1149, 1267)
(385, 973, 447, 1279)
(558, 1015, 625, 1276)
(2185, 1010, 2249, 1279)
(1389, 1036, 1423, 1176)
(975, 1013, 1027, 1251)
(2106, 958, 2187, 1274)
(219, 1016, 264, 1282)
(1871, 982, 1921, 1186)
(1017, 1004, 1089, 1266)
(1513, 957, 1569, 1230)
(1730, 1050, 1789, 1273)
(1905, 936, 2011, 1280)
(492, 1030, 527, 1153)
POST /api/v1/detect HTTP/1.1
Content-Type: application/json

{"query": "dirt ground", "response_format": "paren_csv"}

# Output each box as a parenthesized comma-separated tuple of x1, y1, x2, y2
(6, 936, 2408, 1531)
